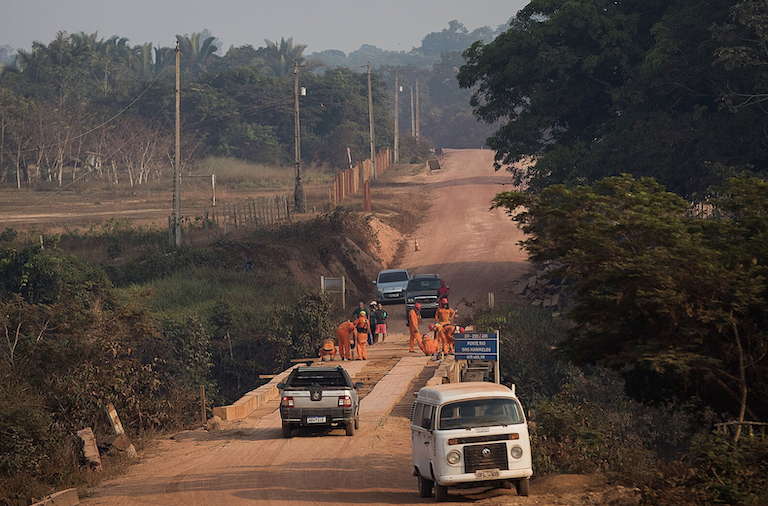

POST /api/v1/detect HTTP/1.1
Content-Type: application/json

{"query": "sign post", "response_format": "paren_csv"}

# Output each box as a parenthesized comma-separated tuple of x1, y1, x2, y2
(453, 330, 501, 384)
(321, 276, 346, 309)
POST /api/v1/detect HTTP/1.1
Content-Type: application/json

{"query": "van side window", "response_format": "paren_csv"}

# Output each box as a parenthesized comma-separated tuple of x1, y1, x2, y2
(412, 402, 424, 425)
(421, 405, 435, 429)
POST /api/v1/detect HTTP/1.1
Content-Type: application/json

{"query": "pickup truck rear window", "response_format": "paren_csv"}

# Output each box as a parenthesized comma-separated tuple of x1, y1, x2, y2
(288, 371, 349, 387)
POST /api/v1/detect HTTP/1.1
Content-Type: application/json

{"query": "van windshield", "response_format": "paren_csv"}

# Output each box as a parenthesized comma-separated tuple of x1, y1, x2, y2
(438, 398, 522, 430)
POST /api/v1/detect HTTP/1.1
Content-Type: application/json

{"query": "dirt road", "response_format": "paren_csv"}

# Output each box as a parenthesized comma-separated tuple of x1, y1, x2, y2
(80, 150, 614, 506)
(398, 149, 530, 311)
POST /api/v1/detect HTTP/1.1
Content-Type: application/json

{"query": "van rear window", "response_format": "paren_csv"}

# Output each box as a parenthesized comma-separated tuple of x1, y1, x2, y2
(438, 398, 522, 430)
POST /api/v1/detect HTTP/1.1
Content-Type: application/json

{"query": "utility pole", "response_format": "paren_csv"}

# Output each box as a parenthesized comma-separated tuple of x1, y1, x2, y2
(394, 70, 399, 163)
(367, 62, 376, 179)
(415, 77, 420, 139)
(293, 59, 305, 212)
(173, 41, 181, 247)
(410, 84, 415, 137)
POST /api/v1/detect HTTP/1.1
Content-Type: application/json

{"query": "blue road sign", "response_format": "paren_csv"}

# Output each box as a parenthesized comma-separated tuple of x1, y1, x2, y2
(454, 332, 499, 360)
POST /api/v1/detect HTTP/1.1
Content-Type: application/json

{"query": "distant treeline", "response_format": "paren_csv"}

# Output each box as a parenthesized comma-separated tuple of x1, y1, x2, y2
(0, 20, 507, 188)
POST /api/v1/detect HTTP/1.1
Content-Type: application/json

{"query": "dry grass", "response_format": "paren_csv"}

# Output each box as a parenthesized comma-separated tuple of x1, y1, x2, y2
(190, 156, 335, 189)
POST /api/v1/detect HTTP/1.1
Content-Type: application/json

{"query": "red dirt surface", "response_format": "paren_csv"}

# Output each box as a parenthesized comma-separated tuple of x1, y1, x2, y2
(77, 149, 630, 506)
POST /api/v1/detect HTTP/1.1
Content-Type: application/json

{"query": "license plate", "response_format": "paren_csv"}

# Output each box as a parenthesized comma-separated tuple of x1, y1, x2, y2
(475, 469, 500, 479)
(306, 416, 326, 424)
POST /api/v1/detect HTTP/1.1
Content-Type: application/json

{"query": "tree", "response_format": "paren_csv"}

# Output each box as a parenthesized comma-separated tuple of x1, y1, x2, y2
(492, 174, 768, 422)
(258, 37, 321, 77)
(176, 33, 219, 76)
(458, 0, 768, 196)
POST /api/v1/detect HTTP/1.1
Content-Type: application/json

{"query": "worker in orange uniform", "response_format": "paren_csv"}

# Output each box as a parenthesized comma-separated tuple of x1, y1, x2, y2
(421, 333, 439, 356)
(434, 297, 456, 353)
(352, 310, 370, 360)
(318, 338, 337, 361)
(439, 324, 463, 355)
(408, 303, 425, 353)
(336, 320, 356, 361)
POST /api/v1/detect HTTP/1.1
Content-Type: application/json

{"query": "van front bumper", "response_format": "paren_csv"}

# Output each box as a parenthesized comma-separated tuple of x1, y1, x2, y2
(436, 468, 533, 486)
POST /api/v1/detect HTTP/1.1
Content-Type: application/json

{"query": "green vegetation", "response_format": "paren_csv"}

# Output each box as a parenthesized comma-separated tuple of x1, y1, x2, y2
(0, 209, 373, 504)
(492, 175, 768, 425)
(0, 20, 497, 190)
(472, 305, 768, 505)
(458, 0, 768, 196)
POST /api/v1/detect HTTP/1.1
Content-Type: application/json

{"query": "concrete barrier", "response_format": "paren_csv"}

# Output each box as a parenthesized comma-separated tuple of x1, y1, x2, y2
(212, 364, 303, 421)
(425, 356, 457, 387)
(31, 488, 79, 506)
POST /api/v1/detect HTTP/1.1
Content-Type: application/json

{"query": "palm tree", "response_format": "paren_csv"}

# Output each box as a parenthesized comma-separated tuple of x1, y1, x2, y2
(176, 33, 218, 76)
(259, 37, 325, 77)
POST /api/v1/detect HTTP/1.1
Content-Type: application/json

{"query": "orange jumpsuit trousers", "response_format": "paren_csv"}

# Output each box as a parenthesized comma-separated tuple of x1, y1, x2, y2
(435, 307, 456, 353)
(353, 316, 370, 360)
(336, 321, 355, 360)
(439, 324, 457, 354)
(408, 309, 424, 352)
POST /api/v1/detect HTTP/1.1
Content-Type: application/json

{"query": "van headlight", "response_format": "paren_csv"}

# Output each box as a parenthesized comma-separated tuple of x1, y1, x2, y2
(446, 450, 461, 465)
(510, 445, 524, 459)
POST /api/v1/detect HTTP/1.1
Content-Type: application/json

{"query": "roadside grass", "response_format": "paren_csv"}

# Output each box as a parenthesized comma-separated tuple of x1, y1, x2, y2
(129, 267, 300, 322)
(190, 156, 335, 190)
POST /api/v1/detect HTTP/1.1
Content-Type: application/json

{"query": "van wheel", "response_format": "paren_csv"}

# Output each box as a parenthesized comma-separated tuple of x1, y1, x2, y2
(515, 478, 530, 497)
(418, 474, 433, 498)
(434, 483, 449, 502)
(501, 480, 513, 489)
(281, 423, 292, 439)
(354, 416, 359, 429)
(345, 421, 355, 436)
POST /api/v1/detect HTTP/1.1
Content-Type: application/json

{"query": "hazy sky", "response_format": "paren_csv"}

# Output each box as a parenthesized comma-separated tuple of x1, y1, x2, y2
(2, 0, 530, 55)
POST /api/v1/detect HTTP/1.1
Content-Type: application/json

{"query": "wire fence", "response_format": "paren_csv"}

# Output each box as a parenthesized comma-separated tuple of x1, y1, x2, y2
(333, 148, 391, 206)
(170, 195, 291, 240)
(170, 148, 391, 241)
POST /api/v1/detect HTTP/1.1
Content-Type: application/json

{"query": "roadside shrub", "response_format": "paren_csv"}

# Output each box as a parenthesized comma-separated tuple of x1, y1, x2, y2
(0, 380, 55, 477)
(472, 304, 707, 487)
(644, 434, 768, 506)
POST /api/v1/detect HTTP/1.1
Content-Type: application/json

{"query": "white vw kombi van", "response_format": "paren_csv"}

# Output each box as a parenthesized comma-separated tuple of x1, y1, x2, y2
(410, 382, 533, 501)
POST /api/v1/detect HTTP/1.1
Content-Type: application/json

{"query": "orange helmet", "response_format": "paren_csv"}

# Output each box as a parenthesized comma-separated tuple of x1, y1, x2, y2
(414, 303, 421, 310)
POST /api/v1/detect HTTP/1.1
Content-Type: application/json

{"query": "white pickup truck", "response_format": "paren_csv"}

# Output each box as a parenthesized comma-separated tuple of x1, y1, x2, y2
(277, 365, 363, 438)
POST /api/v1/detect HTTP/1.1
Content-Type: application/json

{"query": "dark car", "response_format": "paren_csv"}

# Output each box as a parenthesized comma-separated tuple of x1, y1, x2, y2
(405, 273, 442, 317)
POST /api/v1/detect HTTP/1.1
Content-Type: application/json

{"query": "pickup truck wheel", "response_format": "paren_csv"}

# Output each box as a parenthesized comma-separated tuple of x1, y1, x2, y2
(281, 423, 292, 439)
(434, 483, 449, 502)
(345, 421, 355, 436)
(418, 474, 433, 498)
(515, 478, 530, 497)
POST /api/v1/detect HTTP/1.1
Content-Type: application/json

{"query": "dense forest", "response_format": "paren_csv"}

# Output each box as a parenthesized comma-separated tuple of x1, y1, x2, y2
(0, 20, 505, 188)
